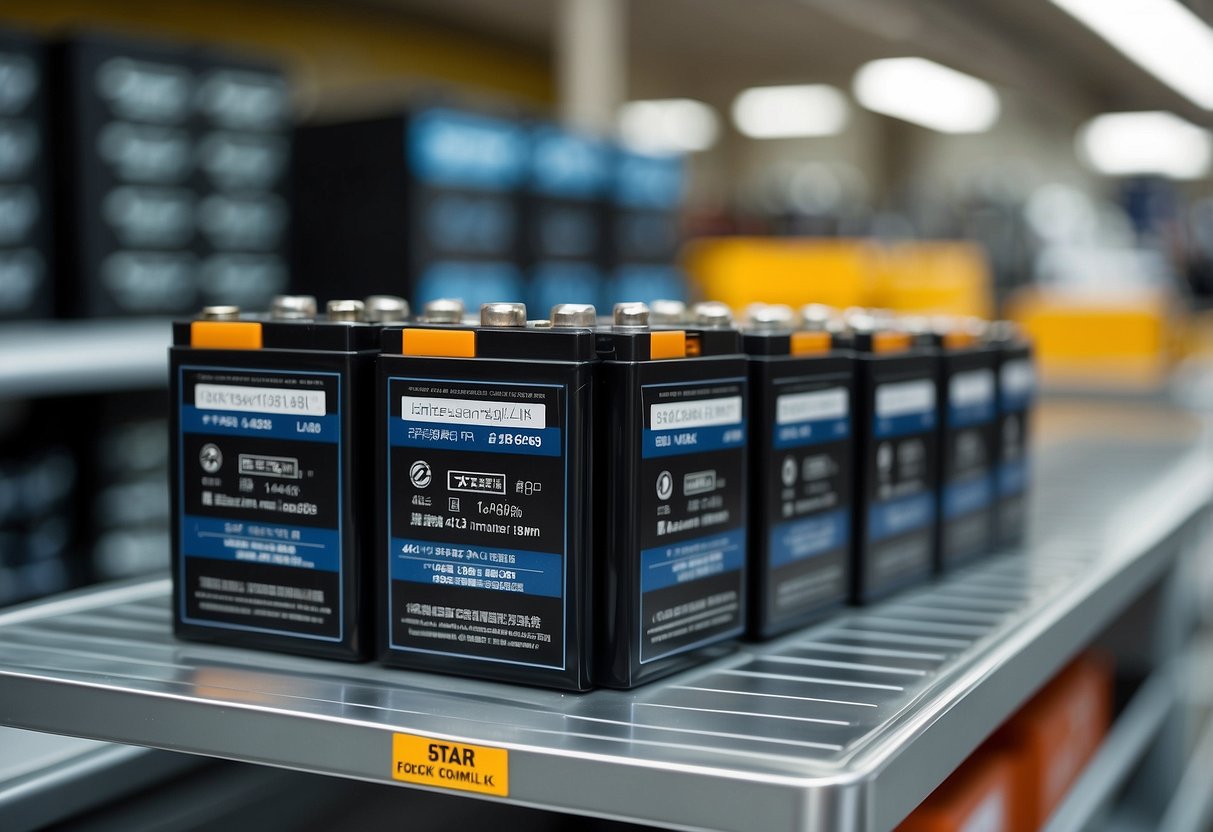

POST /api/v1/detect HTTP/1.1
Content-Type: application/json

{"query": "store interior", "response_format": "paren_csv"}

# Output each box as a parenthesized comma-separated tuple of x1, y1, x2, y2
(1, 1, 1212, 831)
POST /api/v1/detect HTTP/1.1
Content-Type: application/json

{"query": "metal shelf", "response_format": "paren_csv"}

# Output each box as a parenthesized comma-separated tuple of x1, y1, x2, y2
(0, 436, 1209, 832)
(0, 319, 170, 398)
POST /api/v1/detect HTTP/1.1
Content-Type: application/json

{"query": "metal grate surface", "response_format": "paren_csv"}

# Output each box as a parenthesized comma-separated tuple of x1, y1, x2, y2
(0, 434, 1209, 832)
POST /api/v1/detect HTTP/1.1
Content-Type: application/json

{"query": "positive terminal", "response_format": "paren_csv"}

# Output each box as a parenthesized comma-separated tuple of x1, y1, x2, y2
(270, 295, 317, 320)
(198, 305, 240, 321)
(422, 298, 465, 324)
(650, 299, 687, 326)
(550, 303, 597, 327)
(364, 295, 410, 323)
(481, 302, 527, 327)
(693, 301, 733, 327)
(326, 299, 365, 322)
(613, 302, 650, 328)
(747, 303, 794, 331)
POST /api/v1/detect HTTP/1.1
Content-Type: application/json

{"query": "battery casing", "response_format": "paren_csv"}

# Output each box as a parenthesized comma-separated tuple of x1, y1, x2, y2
(936, 341, 1000, 570)
(595, 328, 748, 688)
(743, 331, 854, 638)
(377, 324, 595, 690)
(852, 338, 939, 603)
(170, 317, 378, 660)
(995, 340, 1034, 547)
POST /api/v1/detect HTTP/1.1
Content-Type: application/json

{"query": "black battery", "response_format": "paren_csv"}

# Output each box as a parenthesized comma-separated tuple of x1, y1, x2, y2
(377, 301, 595, 690)
(850, 323, 939, 603)
(0, 27, 53, 320)
(933, 325, 1000, 570)
(54, 31, 200, 317)
(595, 302, 748, 689)
(170, 297, 381, 660)
(992, 323, 1035, 547)
(741, 305, 854, 638)
(292, 106, 527, 307)
(193, 46, 291, 309)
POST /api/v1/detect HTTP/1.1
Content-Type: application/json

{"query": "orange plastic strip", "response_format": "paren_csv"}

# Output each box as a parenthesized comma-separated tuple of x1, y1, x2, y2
(943, 331, 977, 350)
(190, 321, 263, 350)
(872, 331, 911, 354)
(401, 328, 476, 358)
(650, 330, 687, 359)
(790, 331, 831, 356)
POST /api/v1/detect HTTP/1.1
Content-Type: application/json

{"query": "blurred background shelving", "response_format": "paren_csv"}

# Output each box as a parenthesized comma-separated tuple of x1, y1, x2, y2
(2, 1, 1213, 831)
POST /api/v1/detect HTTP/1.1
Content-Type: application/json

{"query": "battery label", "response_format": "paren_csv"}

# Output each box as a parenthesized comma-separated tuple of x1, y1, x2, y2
(942, 368, 996, 562)
(765, 379, 851, 623)
(640, 379, 746, 663)
(998, 358, 1033, 499)
(178, 366, 342, 641)
(868, 376, 937, 589)
(387, 377, 567, 670)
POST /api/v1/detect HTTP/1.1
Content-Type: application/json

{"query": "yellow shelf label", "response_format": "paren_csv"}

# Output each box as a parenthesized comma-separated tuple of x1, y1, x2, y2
(391, 733, 509, 797)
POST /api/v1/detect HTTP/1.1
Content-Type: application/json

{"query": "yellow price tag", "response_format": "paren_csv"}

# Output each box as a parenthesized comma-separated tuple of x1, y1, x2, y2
(391, 733, 509, 797)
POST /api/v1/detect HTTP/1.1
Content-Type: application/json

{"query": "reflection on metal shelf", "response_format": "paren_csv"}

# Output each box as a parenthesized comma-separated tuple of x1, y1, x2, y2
(0, 437, 1208, 832)
(0, 319, 170, 398)
(0, 726, 201, 832)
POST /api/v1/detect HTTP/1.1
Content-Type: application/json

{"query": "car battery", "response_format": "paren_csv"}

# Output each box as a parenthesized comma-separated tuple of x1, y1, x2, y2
(0, 27, 53, 320)
(170, 296, 389, 660)
(378, 300, 596, 690)
(193, 45, 292, 310)
(990, 322, 1034, 547)
(741, 303, 854, 638)
(932, 319, 1000, 570)
(55, 31, 200, 317)
(596, 301, 748, 688)
(850, 314, 939, 603)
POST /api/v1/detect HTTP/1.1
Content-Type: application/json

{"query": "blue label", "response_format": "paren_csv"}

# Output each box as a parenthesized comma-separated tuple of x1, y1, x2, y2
(774, 416, 850, 449)
(868, 491, 936, 542)
(181, 515, 341, 572)
(640, 528, 746, 594)
(181, 406, 339, 443)
(414, 261, 524, 309)
(1001, 388, 1033, 413)
(948, 400, 995, 429)
(530, 126, 609, 198)
(769, 509, 850, 569)
(943, 472, 994, 519)
(643, 423, 747, 459)
(407, 108, 527, 190)
(875, 410, 937, 440)
(615, 150, 685, 208)
(999, 458, 1029, 497)
(609, 265, 686, 305)
(389, 419, 561, 457)
(391, 538, 562, 598)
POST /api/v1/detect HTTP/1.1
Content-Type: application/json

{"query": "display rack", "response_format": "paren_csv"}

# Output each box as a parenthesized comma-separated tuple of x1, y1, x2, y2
(0, 319, 171, 398)
(0, 434, 1209, 832)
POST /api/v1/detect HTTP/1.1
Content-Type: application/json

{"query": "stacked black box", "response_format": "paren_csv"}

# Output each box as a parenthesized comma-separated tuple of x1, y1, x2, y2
(293, 106, 528, 308)
(0, 28, 53, 319)
(55, 32, 200, 317)
(606, 149, 687, 304)
(193, 48, 291, 309)
(524, 125, 609, 312)
(0, 400, 79, 606)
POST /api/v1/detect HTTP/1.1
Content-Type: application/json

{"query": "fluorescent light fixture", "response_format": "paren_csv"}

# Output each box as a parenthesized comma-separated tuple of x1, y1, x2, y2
(852, 57, 1000, 133)
(1049, 0, 1213, 110)
(1077, 111, 1212, 179)
(618, 98, 719, 153)
(731, 84, 849, 138)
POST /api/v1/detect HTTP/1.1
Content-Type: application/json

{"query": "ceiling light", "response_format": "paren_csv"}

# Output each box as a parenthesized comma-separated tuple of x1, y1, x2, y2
(1077, 111, 1212, 179)
(618, 99, 719, 154)
(1049, 0, 1213, 109)
(731, 84, 849, 139)
(852, 57, 1000, 134)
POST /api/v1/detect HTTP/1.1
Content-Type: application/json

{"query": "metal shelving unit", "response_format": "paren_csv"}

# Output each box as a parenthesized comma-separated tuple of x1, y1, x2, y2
(0, 319, 170, 398)
(0, 434, 1209, 832)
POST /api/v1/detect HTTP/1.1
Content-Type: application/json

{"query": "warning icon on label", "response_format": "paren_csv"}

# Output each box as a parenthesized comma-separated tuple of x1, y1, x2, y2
(656, 470, 673, 501)
(409, 460, 432, 488)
